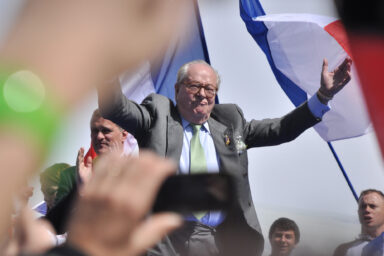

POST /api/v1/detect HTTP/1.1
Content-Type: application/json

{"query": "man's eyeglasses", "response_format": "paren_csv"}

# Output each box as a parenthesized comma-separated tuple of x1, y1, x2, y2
(182, 83, 217, 98)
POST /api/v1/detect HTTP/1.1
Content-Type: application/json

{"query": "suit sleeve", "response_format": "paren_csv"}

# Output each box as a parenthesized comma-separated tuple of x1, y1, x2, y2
(98, 85, 153, 140)
(243, 102, 321, 148)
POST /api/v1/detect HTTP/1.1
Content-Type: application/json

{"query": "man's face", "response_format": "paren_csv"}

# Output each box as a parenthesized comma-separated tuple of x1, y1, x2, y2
(358, 192, 384, 233)
(91, 117, 127, 155)
(175, 63, 217, 124)
(270, 229, 296, 256)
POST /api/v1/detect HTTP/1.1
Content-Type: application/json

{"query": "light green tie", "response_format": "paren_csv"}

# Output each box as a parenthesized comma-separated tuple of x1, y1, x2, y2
(190, 124, 207, 220)
(190, 124, 207, 174)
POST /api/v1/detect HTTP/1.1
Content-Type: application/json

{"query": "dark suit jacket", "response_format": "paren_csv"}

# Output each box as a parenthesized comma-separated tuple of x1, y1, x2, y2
(99, 89, 320, 251)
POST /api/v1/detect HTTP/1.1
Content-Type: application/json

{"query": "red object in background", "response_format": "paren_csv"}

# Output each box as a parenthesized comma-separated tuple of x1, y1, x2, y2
(348, 34, 384, 158)
(84, 144, 97, 164)
(324, 20, 352, 57)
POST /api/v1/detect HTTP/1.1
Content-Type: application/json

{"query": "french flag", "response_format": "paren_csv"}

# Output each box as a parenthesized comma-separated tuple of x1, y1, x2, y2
(240, 0, 371, 142)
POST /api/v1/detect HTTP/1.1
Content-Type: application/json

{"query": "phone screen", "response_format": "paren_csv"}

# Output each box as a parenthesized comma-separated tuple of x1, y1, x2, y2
(153, 173, 235, 214)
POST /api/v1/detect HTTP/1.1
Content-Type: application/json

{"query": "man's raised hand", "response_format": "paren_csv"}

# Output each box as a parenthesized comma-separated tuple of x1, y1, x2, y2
(318, 57, 352, 104)
(76, 148, 93, 186)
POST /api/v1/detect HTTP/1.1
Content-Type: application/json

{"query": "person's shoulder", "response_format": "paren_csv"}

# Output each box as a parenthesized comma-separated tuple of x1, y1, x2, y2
(210, 103, 246, 127)
(212, 103, 244, 117)
(213, 103, 242, 112)
(333, 239, 366, 256)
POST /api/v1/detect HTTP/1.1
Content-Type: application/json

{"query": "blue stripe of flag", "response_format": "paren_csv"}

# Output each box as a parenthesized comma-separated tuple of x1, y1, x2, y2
(151, 1, 210, 104)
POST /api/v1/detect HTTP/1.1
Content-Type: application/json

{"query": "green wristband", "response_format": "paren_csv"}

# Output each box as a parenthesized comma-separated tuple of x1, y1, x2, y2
(0, 69, 64, 158)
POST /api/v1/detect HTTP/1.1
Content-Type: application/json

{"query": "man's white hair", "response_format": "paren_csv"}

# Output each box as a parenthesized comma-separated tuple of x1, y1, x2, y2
(176, 60, 221, 89)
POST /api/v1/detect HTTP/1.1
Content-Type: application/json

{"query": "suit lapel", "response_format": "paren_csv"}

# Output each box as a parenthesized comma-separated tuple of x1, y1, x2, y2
(166, 112, 184, 163)
(208, 118, 240, 177)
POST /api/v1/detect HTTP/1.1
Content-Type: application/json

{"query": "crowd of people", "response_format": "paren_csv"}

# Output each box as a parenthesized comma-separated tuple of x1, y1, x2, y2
(0, 0, 383, 256)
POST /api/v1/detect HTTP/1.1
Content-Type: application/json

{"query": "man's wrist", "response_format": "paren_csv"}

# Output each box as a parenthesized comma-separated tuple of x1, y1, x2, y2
(307, 93, 331, 118)
(316, 90, 333, 105)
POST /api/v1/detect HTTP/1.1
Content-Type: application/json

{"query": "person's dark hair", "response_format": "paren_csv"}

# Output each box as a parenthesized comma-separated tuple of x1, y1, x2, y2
(359, 189, 384, 201)
(269, 217, 300, 244)
(90, 109, 124, 131)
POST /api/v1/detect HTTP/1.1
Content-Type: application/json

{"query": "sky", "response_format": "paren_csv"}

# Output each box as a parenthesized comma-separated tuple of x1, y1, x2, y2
(1, 0, 384, 255)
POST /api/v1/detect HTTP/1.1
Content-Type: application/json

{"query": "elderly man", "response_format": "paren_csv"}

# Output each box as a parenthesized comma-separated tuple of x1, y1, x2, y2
(333, 189, 384, 256)
(269, 218, 300, 256)
(98, 58, 352, 256)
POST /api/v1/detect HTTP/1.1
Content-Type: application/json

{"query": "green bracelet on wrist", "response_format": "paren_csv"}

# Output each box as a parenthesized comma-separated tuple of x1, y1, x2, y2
(0, 69, 64, 158)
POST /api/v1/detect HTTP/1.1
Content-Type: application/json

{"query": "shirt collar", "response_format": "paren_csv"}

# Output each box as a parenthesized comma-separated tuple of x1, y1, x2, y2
(358, 233, 375, 241)
(181, 117, 211, 134)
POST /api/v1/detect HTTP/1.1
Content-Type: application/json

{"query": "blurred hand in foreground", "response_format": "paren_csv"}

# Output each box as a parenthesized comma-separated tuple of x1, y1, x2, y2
(4, 207, 56, 256)
(68, 151, 182, 256)
(1, 0, 187, 106)
(0, 0, 187, 246)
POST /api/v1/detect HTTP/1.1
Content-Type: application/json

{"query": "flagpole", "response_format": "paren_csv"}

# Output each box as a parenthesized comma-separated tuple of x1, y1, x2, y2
(327, 142, 358, 202)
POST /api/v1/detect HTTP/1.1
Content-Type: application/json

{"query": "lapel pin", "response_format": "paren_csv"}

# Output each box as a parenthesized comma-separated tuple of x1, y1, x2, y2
(234, 134, 247, 154)
(225, 135, 230, 146)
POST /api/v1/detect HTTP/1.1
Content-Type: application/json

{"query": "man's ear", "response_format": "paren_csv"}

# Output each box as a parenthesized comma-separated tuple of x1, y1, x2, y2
(174, 83, 179, 95)
(122, 130, 128, 141)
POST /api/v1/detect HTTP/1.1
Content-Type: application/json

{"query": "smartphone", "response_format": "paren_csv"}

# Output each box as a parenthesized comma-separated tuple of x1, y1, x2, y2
(152, 173, 235, 214)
